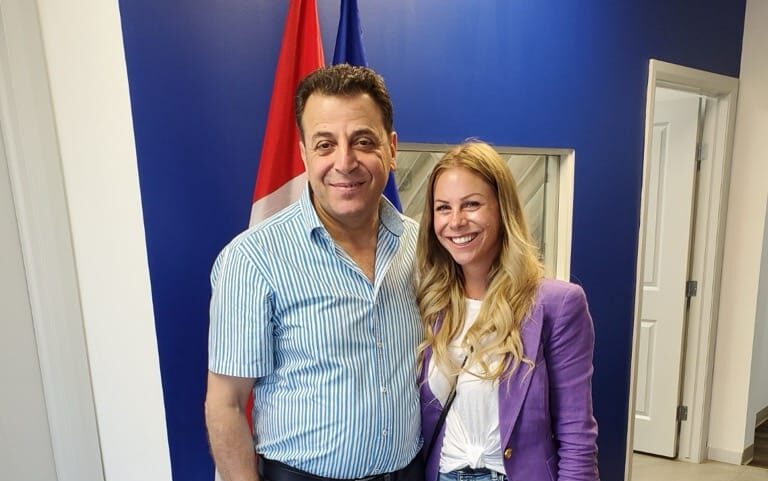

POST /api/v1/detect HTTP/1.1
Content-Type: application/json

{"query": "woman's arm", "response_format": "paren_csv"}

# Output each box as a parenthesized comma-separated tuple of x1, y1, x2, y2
(546, 283, 600, 481)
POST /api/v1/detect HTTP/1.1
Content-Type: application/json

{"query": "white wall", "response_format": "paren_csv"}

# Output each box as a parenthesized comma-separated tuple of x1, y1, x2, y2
(0, 1, 106, 477)
(749, 200, 768, 426)
(30, 0, 173, 479)
(0, 124, 58, 481)
(708, 0, 768, 463)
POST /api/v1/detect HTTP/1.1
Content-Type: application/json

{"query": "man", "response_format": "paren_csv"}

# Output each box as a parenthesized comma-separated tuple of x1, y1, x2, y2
(205, 65, 423, 481)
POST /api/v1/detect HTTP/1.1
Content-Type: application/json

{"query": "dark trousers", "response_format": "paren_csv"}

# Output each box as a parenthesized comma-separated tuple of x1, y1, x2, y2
(259, 455, 424, 481)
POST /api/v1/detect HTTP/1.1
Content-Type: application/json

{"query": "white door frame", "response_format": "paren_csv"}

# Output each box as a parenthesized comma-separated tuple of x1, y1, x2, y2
(626, 60, 739, 480)
(0, 1, 104, 479)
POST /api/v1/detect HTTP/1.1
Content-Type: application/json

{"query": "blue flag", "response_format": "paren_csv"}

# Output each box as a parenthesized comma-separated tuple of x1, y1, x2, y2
(332, 0, 402, 212)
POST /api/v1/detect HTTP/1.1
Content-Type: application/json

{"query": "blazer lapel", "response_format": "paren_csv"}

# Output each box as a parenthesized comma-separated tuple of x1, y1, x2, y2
(420, 313, 443, 411)
(498, 301, 544, 448)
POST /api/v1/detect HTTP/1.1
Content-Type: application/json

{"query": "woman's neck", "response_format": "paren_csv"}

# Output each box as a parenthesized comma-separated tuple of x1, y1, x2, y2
(463, 268, 489, 300)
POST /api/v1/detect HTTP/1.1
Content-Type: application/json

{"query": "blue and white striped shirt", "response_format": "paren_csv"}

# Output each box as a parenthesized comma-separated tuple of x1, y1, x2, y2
(208, 187, 422, 478)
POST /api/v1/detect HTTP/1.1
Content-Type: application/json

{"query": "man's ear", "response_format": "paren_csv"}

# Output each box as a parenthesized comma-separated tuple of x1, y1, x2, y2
(299, 140, 308, 168)
(389, 131, 398, 171)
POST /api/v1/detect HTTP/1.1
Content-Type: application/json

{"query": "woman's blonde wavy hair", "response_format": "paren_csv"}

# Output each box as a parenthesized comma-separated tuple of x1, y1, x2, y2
(416, 141, 543, 381)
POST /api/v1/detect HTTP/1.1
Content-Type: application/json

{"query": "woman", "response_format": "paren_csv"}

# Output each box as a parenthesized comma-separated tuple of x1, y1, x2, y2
(417, 141, 599, 481)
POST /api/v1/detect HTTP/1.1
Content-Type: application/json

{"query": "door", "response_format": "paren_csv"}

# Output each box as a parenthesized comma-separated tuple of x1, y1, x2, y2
(633, 89, 700, 457)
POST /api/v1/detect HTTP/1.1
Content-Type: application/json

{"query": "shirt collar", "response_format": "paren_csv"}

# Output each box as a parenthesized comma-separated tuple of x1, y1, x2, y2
(378, 195, 404, 237)
(299, 185, 325, 237)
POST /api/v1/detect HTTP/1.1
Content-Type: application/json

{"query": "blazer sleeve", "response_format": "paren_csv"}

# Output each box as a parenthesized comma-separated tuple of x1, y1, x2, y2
(545, 284, 600, 481)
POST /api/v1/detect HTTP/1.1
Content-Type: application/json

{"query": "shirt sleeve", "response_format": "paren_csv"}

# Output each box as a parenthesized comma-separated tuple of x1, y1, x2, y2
(208, 241, 274, 378)
(546, 283, 600, 481)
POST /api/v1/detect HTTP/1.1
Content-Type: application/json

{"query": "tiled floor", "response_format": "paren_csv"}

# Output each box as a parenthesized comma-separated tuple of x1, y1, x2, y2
(631, 453, 768, 481)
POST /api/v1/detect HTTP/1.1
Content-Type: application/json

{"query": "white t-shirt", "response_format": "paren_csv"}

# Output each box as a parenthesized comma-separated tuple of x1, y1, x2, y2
(428, 298, 505, 474)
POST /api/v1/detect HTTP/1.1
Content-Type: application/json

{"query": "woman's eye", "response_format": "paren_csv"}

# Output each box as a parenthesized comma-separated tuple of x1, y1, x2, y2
(435, 205, 450, 213)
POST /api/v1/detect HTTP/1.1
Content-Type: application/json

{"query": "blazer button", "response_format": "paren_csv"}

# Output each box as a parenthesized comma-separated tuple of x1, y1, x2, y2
(504, 448, 512, 459)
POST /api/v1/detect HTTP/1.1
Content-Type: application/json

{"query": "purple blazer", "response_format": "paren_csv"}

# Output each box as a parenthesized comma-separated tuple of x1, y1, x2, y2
(419, 279, 599, 481)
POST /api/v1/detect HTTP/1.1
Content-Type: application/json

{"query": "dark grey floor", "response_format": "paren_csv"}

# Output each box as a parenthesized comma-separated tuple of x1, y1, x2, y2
(750, 420, 768, 469)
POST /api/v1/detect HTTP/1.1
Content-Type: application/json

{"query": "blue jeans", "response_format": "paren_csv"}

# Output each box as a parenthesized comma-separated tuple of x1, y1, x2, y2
(438, 468, 507, 481)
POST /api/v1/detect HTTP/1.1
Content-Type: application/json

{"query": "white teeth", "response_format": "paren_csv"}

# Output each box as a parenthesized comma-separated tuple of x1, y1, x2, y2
(451, 234, 476, 245)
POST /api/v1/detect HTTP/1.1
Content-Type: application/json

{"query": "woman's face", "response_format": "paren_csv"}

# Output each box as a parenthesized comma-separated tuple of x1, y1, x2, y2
(432, 166, 501, 278)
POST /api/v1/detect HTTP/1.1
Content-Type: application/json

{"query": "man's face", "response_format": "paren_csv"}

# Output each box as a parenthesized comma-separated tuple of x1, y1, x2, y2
(299, 93, 397, 230)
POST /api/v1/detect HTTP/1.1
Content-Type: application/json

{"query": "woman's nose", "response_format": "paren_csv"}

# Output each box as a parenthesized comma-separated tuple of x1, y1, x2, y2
(449, 210, 467, 228)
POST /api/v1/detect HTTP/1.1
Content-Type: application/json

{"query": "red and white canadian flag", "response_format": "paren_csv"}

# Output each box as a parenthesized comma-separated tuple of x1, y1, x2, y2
(250, 0, 325, 226)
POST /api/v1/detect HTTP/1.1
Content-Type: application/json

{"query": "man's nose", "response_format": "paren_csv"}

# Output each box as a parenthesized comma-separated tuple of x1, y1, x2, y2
(333, 144, 357, 173)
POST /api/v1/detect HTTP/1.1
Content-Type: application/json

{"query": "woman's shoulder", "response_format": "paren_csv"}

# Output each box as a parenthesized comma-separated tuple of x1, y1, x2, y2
(535, 278, 588, 309)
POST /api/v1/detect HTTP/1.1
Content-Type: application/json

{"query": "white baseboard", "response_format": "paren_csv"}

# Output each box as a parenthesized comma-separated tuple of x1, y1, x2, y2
(707, 445, 753, 465)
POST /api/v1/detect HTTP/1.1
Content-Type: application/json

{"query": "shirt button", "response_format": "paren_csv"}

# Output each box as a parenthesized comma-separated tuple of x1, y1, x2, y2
(381, 386, 388, 394)
(376, 341, 383, 348)
(503, 448, 512, 459)
(382, 429, 388, 437)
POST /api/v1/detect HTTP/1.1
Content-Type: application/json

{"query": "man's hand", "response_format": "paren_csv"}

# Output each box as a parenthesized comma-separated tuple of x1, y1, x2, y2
(205, 371, 258, 481)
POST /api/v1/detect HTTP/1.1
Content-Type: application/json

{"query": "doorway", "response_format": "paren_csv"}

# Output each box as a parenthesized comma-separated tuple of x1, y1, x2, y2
(626, 60, 740, 480)
(632, 87, 705, 458)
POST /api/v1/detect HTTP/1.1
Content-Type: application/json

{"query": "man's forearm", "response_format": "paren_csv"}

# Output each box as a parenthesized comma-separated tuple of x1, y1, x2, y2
(205, 403, 258, 481)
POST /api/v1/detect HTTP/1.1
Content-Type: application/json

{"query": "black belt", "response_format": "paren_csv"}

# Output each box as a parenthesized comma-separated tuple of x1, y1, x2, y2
(454, 467, 491, 475)
(259, 455, 422, 481)
(450, 467, 506, 480)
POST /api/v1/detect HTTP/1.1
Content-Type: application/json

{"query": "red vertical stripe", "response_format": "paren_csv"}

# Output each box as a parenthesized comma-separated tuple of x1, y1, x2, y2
(252, 0, 325, 204)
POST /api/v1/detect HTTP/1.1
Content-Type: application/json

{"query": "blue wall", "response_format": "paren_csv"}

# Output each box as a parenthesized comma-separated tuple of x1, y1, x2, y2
(118, 2, 746, 480)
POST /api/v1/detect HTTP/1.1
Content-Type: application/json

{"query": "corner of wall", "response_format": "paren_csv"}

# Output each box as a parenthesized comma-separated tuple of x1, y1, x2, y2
(708, 0, 768, 459)
(33, 0, 173, 479)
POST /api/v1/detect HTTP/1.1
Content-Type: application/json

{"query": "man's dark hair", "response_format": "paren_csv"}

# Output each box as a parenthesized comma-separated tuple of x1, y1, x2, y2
(294, 64, 394, 141)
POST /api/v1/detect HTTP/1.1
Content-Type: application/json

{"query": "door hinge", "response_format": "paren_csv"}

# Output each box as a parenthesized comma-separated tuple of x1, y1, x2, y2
(677, 405, 688, 421)
(685, 280, 698, 298)
(696, 142, 706, 171)
(696, 142, 707, 161)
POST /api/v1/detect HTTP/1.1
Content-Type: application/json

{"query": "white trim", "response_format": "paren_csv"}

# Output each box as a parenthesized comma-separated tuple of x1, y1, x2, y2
(707, 446, 750, 465)
(626, 60, 739, 479)
(554, 150, 574, 281)
(0, 1, 104, 480)
(678, 87, 738, 464)
(398, 142, 575, 158)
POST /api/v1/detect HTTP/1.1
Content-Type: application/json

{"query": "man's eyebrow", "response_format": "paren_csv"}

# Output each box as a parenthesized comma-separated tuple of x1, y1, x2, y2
(309, 128, 380, 145)
(309, 131, 334, 142)
(349, 127, 377, 137)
